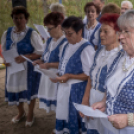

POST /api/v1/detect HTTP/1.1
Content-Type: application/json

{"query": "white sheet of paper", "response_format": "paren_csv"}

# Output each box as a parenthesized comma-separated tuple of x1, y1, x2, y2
(21, 55, 33, 64)
(34, 65, 58, 79)
(33, 24, 50, 40)
(73, 103, 108, 118)
(2, 48, 18, 63)
(2, 48, 25, 74)
(74, 103, 120, 134)
(21, 55, 58, 79)
(7, 61, 25, 75)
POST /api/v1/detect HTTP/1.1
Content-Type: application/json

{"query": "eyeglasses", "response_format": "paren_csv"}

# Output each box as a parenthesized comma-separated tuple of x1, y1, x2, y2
(117, 31, 134, 37)
(46, 26, 55, 31)
(63, 31, 75, 37)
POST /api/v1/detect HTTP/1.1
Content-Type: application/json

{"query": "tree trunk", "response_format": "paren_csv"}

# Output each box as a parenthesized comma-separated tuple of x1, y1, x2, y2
(43, 0, 49, 16)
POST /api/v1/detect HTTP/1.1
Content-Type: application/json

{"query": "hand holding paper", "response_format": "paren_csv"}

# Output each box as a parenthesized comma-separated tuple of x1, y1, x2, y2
(21, 55, 58, 79)
(2, 48, 25, 74)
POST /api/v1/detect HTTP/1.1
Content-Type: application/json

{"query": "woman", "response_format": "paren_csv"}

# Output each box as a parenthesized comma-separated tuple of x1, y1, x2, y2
(34, 12, 67, 112)
(92, 10, 134, 134)
(80, 13, 122, 134)
(101, 3, 120, 15)
(51, 16, 95, 134)
(83, 2, 101, 50)
(50, 2, 66, 18)
(1, 6, 44, 127)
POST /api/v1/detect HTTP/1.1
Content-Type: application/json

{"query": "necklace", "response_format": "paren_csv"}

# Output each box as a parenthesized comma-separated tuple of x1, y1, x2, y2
(122, 58, 134, 72)
(87, 21, 97, 29)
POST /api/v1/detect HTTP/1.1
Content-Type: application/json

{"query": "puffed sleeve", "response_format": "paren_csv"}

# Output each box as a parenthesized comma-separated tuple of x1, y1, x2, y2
(31, 31, 45, 55)
(58, 41, 68, 59)
(1, 31, 7, 51)
(81, 45, 95, 76)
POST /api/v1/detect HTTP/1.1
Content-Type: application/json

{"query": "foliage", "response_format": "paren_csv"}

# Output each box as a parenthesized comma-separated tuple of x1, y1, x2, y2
(0, 0, 133, 39)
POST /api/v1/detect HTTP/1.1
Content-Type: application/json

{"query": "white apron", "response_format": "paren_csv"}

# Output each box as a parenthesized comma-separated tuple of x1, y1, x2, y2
(56, 79, 83, 121)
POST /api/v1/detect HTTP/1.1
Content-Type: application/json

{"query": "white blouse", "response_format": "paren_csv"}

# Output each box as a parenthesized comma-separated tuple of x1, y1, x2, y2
(59, 38, 95, 76)
(1, 26, 44, 54)
(83, 22, 100, 46)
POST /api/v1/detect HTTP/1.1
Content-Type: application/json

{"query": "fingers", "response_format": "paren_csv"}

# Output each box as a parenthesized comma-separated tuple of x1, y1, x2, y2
(32, 62, 36, 66)
(79, 112, 84, 118)
(15, 56, 25, 63)
(92, 103, 100, 110)
(108, 115, 116, 122)
(50, 78, 58, 83)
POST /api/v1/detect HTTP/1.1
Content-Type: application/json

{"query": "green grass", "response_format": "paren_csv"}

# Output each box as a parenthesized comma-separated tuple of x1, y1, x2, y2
(0, 0, 134, 40)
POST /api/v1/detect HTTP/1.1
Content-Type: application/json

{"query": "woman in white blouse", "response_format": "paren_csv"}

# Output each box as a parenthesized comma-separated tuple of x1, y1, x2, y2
(91, 10, 134, 134)
(80, 13, 122, 134)
(33, 12, 67, 113)
(83, 2, 101, 50)
(51, 16, 95, 134)
(1, 6, 44, 127)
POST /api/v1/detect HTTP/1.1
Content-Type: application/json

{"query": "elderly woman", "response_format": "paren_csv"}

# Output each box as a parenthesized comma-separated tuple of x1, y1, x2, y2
(34, 12, 67, 112)
(50, 2, 66, 17)
(80, 13, 122, 134)
(91, 10, 134, 134)
(121, 0, 133, 15)
(83, 2, 101, 50)
(1, 6, 43, 126)
(51, 16, 95, 134)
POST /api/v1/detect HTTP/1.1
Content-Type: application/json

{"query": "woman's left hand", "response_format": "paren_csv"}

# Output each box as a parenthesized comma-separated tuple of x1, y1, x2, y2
(15, 56, 25, 63)
(108, 114, 128, 129)
(56, 74, 70, 83)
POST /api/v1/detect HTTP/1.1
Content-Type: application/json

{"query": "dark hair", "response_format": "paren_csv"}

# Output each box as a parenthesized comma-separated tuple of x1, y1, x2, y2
(100, 13, 120, 31)
(11, 6, 30, 20)
(44, 12, 64, 27)
(84, 2, 101, 15)
(101, 3, 120, 15)
(62, 16, 84, 33)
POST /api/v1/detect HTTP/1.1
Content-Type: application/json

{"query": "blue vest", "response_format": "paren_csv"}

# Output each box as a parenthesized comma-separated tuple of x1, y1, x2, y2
(59, 42, 90, 75)
(82, 23, 101, 49)
(42, 37, 67, 63)
(113, 69, 134, 114)
(6, 27, 34, 54)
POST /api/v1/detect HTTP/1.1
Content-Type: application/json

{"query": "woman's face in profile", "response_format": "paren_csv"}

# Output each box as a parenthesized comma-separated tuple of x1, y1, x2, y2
(13, 14, 27, 29)
(119, 26, 134, 55)
(100, 24, 117, 46)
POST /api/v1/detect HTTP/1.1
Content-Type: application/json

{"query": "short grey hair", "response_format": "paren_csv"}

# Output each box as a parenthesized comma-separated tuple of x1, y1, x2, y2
(117, 10, 134, 29)
(121, 0, 133, 9)
(50, 2, 66, 16)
